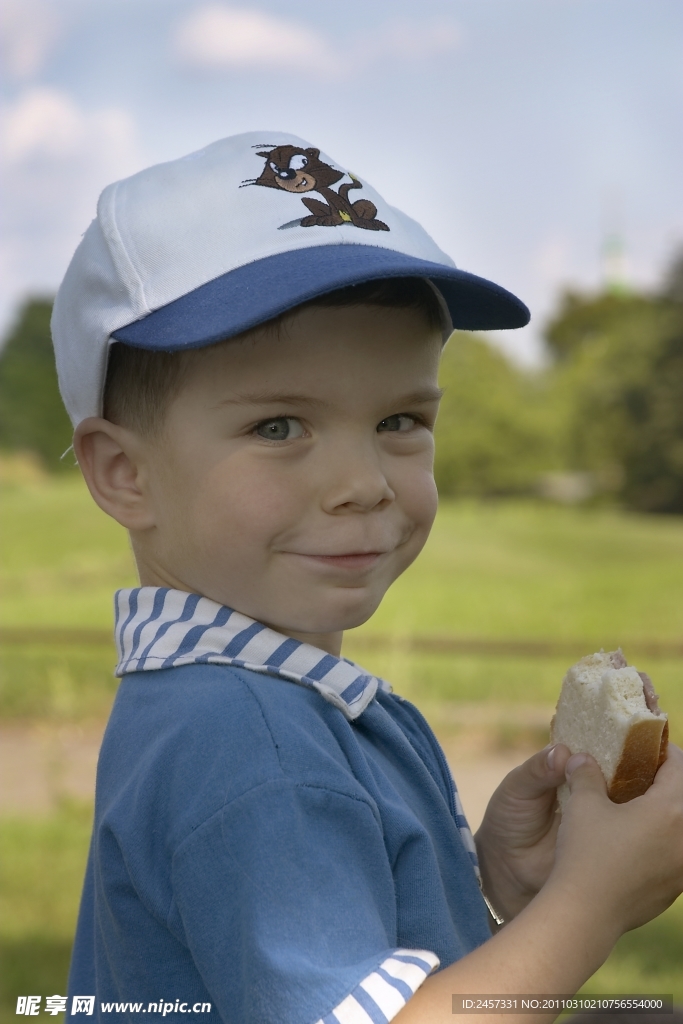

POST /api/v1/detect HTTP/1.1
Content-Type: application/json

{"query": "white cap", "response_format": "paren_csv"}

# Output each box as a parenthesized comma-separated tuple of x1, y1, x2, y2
(51, 130, 529, 425)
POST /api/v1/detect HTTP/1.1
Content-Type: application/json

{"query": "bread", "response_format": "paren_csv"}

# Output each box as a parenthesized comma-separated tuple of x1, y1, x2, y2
(551, 649, 668, 810)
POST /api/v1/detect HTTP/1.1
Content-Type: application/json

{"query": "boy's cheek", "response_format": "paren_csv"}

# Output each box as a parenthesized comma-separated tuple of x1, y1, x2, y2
(380, 473, 439, 586)
(177, 454, 297, 525)
(400, 465, 439, 531)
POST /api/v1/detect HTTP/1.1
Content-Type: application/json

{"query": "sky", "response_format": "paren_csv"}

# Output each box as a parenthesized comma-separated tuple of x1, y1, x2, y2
(1, 0, 681, 364)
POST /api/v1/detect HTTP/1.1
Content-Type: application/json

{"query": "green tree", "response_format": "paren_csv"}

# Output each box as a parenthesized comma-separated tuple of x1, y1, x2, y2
(434, 333, 557, 497)
(544, 254, 683, 513)
(545, 291, 649, 363)
(0, 298, 74, 471)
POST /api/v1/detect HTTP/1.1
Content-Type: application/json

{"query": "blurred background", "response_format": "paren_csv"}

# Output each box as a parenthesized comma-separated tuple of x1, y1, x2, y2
(1, 0, 683, 1016)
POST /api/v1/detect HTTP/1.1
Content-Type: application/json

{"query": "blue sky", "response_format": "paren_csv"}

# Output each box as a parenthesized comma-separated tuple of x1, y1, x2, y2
(1, 0, 681, 362)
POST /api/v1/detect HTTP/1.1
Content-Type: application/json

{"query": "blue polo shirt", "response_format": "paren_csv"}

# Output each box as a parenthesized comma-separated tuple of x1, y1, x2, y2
(67, 588, 492, 1024)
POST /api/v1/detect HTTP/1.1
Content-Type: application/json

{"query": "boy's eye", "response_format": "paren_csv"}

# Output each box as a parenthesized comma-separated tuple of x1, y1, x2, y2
(255, 417, 304, 441)
(377, 414, 417, 433)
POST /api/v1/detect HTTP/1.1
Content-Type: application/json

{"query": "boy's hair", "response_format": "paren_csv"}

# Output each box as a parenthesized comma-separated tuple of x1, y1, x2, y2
(102, 277, 444, 435)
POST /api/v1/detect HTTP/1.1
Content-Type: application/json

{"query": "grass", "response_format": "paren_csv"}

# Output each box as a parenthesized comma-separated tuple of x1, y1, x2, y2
(0, 471, 137, 629)
(583, 896, 683, 999)
(0, 646, 117, 721)
(0, 802, 92, 1024)
(1, 470, 683, 1009)
(363, 498, 683, 642)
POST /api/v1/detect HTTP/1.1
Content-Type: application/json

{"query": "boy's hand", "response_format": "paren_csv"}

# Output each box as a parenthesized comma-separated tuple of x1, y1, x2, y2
(475, 743, 573, 921)
(551, 742, 683, 935)
(476, 741, 683, 931)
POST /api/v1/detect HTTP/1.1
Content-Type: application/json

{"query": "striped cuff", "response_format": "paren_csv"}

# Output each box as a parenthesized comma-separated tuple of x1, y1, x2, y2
(315, 949, 440, 1024)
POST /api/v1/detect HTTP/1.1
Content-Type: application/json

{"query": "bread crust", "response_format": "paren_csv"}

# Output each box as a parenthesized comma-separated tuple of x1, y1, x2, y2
(608, 717, 669, 803)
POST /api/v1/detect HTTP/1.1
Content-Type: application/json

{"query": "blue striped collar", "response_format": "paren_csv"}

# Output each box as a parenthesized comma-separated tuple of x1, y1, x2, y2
(114, 587, 391, 721)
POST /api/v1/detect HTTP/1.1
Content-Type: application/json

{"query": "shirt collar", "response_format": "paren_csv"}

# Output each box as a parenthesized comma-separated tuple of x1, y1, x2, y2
(114, 587, 391, 721)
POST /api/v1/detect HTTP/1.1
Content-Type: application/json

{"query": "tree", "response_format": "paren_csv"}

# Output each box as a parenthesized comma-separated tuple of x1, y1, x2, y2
(0, 298, 74, 471)
(434, 333, 558, 497)
(545, 291, 649, 363)
(662, 248, 683, 304)
(543, 254, 683, 514)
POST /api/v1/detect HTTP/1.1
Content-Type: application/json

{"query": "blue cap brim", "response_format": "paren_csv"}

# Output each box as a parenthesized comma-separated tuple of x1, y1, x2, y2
(111, 244, 529, 350)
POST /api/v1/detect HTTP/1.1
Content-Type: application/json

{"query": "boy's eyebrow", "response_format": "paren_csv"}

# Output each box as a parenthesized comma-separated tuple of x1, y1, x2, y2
(218, 391, 327, 408)
(392, 386, 445, 405)
(218, 386, 445, 408)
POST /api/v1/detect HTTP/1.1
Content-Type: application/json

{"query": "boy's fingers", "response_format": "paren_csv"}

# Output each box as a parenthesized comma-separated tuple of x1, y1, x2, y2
(654, 741, 683, 775)
(500, 744, 572, 800)
(544, 743, 572, 778)
(565, 752, 608, 796)
(649, 742, 683, 797)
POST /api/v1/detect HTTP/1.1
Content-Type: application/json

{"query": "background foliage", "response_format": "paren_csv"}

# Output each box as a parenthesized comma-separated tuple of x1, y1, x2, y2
(433, 334, 556, 497)
(542, 254, 683, 513)
(0, 301, 74, 472)
(434, 251, 683, 509)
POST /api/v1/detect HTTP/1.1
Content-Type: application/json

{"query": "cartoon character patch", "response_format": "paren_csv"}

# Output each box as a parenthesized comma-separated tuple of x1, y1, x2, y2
(242, 145, 389, 231)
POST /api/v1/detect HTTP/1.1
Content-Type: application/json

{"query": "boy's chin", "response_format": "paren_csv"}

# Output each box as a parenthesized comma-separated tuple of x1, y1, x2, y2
(265, 596, 382, 641)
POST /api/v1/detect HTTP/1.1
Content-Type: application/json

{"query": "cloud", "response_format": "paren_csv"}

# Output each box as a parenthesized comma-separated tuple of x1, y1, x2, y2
(173, 3, 338, 75)
(1, 87, 141, 171)
(0, 88, 145, 335)
(3, 87, 85, 162)
(172, 3, 460, 77)
(369, 19, 461, 61)
(0, 0, 62, 80)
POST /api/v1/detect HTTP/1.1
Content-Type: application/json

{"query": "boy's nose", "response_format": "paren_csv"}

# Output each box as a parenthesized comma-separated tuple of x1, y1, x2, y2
(319, 445, 395, 514)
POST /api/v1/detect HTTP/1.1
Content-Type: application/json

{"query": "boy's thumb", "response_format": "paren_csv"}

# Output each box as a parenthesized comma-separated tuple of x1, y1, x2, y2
(565, 752, 607, 795)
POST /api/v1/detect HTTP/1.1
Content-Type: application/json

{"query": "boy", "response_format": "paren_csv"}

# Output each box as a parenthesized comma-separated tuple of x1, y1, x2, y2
(52, 132, 683, 1024)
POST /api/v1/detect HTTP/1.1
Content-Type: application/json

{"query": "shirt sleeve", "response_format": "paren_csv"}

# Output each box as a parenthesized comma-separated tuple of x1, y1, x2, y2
(169, 778, 439, 1024)
(311, 950, 439, 1024)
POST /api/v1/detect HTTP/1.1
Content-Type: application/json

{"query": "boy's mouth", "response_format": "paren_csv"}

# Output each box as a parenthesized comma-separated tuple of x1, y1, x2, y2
(291, 552, 384, 570)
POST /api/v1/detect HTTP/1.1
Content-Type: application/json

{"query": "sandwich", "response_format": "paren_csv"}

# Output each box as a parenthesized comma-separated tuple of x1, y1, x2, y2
(551, 649, 668, 810)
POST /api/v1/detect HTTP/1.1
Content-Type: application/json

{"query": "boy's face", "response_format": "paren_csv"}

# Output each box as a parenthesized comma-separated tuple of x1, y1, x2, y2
(132, 303, 443, 653)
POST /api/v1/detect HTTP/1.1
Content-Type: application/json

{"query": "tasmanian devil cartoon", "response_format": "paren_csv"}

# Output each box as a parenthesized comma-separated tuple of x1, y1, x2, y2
(246, 145, 389, 231)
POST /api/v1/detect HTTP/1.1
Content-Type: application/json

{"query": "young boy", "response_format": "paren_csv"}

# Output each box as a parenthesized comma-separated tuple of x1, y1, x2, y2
(52, 132, 683, 1024)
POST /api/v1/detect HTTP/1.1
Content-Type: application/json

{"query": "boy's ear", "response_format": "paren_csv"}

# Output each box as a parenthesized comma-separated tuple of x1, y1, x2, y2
(73, 417, 156, 530)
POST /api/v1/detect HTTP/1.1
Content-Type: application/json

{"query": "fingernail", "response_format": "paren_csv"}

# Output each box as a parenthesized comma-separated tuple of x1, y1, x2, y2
(566, 753, 588, 776)
(545, 744, 558, 770)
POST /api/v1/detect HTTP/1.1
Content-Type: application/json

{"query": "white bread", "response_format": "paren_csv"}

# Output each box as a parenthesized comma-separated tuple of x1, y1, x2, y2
(551, 649, 668, 811)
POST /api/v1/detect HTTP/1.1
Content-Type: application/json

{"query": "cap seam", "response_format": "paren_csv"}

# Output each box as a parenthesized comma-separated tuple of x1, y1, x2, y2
(99, 180, 151, 318)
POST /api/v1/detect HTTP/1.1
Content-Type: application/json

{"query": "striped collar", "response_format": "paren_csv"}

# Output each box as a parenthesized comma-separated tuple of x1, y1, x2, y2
(114, 587, 391, 721)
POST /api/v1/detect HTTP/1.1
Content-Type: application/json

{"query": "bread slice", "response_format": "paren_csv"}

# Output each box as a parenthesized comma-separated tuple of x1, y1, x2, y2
(551, 649, 668, 810)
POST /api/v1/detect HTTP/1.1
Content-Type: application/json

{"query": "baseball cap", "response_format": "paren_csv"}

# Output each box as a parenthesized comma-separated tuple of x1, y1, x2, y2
(51, 130, 530, 426)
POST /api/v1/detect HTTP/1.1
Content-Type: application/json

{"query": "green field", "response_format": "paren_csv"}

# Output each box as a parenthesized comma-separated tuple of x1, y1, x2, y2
(1, 469, 682, 1012)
